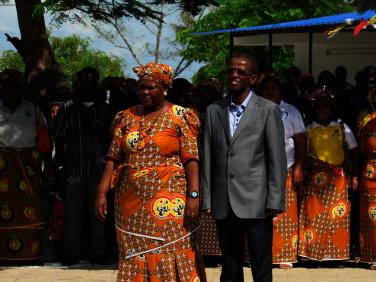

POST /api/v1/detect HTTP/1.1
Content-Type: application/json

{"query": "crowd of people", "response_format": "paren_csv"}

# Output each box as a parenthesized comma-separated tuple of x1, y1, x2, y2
(0, 56, 375, 282)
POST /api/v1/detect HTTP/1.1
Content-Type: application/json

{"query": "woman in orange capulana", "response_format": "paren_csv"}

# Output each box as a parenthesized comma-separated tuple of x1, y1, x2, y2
(298, 86, 359, 262)
(259, 75, 306, 269)
(357, 74, 376, 269)
(95, 62, 203, 281)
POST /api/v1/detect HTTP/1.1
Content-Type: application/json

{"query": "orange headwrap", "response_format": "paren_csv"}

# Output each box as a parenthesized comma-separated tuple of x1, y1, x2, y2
(133, 62, 174, 88)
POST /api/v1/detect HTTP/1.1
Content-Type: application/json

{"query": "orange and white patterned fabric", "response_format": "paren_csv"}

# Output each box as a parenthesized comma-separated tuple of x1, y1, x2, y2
(298, 156, 350, 260)
(272, 169, 298, 263)
(358, 112, 376, 264)
(133, 62, 174, 88)
(0, 148, 44, 261)
(108, 104, 202, 281)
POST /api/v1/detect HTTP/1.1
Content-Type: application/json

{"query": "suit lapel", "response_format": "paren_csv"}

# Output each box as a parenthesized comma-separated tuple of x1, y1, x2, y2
(216, 96, 231, 144)
(231, 94, 260, 144)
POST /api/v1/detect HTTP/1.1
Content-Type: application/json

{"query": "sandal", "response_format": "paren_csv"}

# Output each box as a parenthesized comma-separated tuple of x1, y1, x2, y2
(370, 264, 376, 270)
(279, 263, 293, 269)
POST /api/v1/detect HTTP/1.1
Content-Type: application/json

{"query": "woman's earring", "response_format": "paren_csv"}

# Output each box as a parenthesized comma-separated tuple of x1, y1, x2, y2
(164, 90, 168, 96)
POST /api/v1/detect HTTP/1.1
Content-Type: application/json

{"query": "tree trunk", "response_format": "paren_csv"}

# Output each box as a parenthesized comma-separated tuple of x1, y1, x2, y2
(154, 12, 164, 63)
(7, 0, 60, 102)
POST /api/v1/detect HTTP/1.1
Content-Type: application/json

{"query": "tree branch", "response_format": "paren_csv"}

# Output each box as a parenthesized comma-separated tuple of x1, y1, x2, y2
(175, 58, 193, 76)
(94, 27, 129, 50)
(111, 20, 142, 66)
(5, 33, 27, 62)
(154, 12, 164, 63)
(142, 22, 157, 36)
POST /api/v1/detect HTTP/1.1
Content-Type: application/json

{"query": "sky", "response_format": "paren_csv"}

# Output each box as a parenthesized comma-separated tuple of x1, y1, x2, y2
(0, 3, 204, 81)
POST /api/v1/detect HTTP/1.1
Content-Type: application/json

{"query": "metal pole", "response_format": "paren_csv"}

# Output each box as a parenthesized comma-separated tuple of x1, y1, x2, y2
(230, 34, 234, 58)
(268, 33, 273, 67)
(309, 32, 313, 74)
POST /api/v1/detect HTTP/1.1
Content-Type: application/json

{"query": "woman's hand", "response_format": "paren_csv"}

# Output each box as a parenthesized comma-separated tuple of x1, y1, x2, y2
(293, 164, 304, 186)
(95, 192, 108, 221)
(183, 160, 200, 219)
(185, 197, 199, 218)
(351, 176, 358, 191)
(95, 160, 115, 221)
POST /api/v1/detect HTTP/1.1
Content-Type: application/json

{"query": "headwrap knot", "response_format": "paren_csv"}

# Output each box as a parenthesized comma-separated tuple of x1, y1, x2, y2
(133, 62, 174, 88)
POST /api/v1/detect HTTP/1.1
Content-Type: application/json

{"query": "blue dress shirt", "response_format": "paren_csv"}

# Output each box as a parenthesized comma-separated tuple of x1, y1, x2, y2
(229, 91, 253, 137)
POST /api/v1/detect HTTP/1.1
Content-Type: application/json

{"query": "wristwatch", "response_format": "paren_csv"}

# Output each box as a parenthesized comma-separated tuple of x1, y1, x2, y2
(189, 191, 200, 199)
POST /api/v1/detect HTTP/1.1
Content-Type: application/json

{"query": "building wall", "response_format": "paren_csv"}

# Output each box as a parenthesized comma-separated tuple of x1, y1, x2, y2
(234, 31, 376, 84)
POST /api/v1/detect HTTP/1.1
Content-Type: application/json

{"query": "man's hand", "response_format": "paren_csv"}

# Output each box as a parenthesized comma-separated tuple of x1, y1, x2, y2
(95, 192, 108, 221)
(204, 209, 211, 214)
(49, 191, 63, 201)
(55, 166, 67, 191)
(293, 164, 304, 186)
(265, 208, 281, 219)
(185, 197, 199, 218)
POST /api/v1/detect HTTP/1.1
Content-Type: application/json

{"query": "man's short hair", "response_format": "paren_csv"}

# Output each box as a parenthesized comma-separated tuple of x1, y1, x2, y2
(231, 53, 259, 75)
(76, 67, 100, 85)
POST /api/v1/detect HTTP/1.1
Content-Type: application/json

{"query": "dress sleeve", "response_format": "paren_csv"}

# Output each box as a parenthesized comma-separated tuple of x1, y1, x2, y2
(290, 105, 306, 135)
(107, 111, 126, 161)
(111, 111, 125, 135)
(179, 109, 200, 165)
(343, 122, 358, 150)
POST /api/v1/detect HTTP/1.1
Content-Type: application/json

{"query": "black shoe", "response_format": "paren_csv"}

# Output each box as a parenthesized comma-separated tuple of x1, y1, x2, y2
(61, 255, 79, 266)
(90, 255, 110, 265)
(350, 245, 360, 260)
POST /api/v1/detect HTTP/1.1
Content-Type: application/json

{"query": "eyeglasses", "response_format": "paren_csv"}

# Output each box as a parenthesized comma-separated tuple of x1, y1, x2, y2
(226, 68, 255, 77)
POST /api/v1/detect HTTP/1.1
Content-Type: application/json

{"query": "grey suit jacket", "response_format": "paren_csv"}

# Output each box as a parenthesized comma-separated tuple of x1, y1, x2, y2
(201, 94, 287, 220)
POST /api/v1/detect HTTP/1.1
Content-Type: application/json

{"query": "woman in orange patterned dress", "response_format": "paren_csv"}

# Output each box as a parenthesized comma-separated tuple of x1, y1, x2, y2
(259, 75, 306, 269)
(95, 62, 203, 281)
(298, 86, 359, 263)
(357, 75, 376, 270)
(0, 70, 47, 262)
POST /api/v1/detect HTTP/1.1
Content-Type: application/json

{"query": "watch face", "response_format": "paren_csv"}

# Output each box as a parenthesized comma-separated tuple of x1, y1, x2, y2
(190, 191, 199, 198)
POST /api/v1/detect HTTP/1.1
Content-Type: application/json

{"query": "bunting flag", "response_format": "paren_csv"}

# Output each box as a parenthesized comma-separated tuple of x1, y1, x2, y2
(367, 15, 376, 26)
(325, 24, 348, 39)
(354, 15, 376, 36)
(325, 14, 376, 39)
(353, 19, 368, 36)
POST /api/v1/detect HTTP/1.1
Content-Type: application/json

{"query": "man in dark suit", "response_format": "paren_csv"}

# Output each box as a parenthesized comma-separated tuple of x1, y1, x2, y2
(202, 54, 287, 282)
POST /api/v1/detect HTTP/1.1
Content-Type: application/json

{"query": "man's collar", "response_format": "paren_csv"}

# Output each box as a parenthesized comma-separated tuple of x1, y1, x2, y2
(311, 120, 336, 128)
(0, 98, 26, 112)
(230, 90, 253, 108)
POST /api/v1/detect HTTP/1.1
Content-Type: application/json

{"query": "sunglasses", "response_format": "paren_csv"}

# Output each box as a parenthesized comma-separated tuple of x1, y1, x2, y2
(226, 68, 255, 77)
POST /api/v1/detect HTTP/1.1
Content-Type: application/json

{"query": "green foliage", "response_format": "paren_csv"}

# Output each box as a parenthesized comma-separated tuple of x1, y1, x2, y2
(0, 50, 25, 72)
(0, 34, 124, 82)
(41, 0, 217, 25)
(177, 0, 357, 83)
(51, 35, 124, 81)
(272, 47, 295, 74)
(353, 0, 376, 11)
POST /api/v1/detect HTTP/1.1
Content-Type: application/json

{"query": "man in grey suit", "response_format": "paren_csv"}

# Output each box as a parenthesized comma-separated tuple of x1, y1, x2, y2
(202, 54, 287, 282)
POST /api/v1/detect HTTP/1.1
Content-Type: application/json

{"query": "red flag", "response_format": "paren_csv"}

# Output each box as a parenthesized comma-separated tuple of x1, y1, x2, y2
(353, 20, 367, 36)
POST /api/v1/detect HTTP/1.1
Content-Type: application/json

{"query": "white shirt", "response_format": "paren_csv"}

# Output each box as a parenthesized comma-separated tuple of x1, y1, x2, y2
(307, 120, 358, 150)
(0, 99, 42, 148)
(228, 91, 253, 137)
(279, 101, 306, 168)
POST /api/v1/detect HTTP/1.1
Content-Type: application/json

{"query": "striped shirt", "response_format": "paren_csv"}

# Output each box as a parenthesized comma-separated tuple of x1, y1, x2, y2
(55, 99, 112, 177)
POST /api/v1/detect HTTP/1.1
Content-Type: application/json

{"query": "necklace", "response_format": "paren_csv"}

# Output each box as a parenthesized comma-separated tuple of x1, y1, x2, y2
(137, 103, 166, 150)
